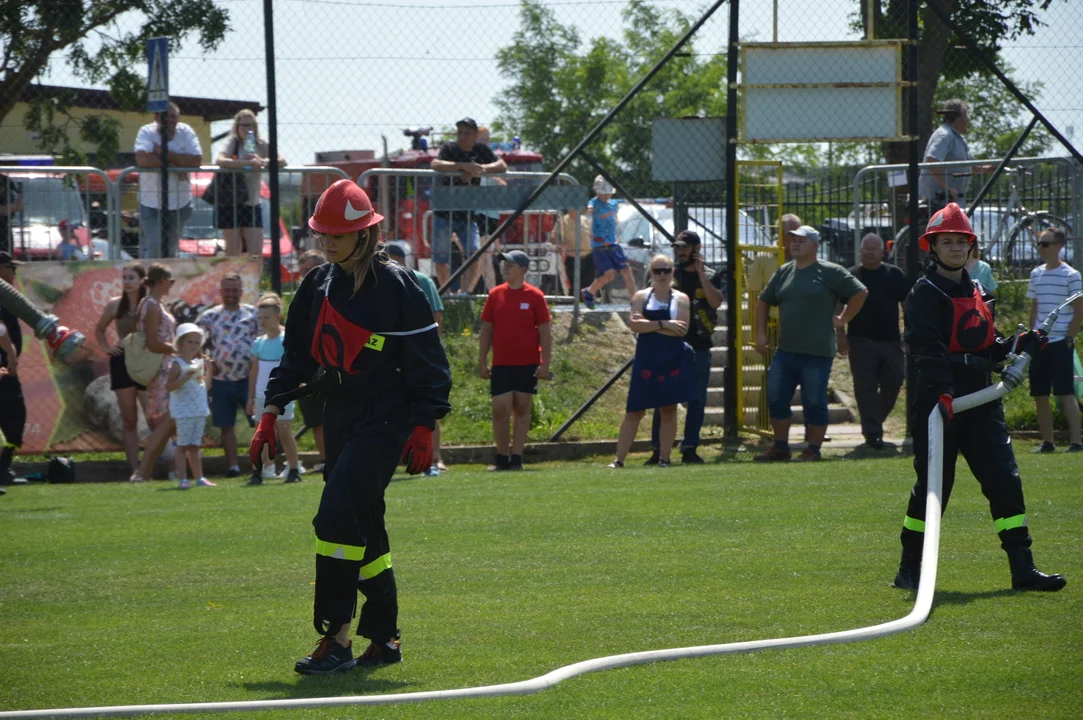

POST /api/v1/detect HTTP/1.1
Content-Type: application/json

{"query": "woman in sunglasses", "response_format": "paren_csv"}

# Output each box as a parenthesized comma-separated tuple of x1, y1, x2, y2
(609, 255, 693, 468)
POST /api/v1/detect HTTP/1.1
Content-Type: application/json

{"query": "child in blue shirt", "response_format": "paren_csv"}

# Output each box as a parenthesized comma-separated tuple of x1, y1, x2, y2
(246, 293, 302, 484)
(581, 176, 636, 308)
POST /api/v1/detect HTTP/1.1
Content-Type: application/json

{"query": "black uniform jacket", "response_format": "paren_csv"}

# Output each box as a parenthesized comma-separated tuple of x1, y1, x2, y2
(265, 260, 452, 430)
(905, 268, 1013, 401)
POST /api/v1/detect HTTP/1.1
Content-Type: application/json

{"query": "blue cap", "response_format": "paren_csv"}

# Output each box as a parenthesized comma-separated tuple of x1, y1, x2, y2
(500, 250, 530, 268)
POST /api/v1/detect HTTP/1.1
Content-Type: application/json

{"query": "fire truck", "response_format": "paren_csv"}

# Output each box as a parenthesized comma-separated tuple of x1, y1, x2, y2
(303, 137, 558, 278)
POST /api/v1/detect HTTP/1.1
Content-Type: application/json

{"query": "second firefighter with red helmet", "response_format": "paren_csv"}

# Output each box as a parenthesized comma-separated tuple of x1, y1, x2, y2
(254, 179, 452, 674)
(893, 203, 1064, 593)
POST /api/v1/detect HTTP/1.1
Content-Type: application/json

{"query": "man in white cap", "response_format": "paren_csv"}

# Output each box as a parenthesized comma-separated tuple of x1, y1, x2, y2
(754, 225, 867, 462)
(580, 176, 636, 309)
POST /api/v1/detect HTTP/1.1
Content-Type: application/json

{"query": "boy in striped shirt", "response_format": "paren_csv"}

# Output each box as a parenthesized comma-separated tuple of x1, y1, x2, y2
(1026, 228, 1083, 453)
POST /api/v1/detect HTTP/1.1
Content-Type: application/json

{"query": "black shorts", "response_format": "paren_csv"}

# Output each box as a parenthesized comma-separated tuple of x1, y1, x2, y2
(1029, 340, 1077, 397)
(109, 351, 146, 391)
(477, 215, 501, 236)
(490, 365, 539, 396)
(215, 203, 263, 230)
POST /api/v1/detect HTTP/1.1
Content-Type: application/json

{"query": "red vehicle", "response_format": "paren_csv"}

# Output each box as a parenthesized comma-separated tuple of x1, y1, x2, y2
(304, 144, 555, 265)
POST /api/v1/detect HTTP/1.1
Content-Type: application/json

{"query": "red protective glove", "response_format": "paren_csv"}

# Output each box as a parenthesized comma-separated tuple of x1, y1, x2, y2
(937, 393, 954, 424)
(1016, 329, 1048, 355)
(401, 426, 434, 475)
(249, 412, 278, 469)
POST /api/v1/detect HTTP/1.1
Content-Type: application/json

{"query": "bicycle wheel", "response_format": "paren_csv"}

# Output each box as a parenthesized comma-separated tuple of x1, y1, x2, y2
(1005, 212, 1073, 269)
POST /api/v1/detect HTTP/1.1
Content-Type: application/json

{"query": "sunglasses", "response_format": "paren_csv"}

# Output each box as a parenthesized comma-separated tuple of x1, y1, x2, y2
(651, 267, 673, 275)
(1036, 241, 1058, 248)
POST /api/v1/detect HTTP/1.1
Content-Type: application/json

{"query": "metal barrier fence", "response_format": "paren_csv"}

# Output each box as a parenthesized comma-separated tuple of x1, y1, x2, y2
(0, 164, 350, 272)
(356, 168, 583, 296)
(0, 166, 117, 262)
(846, 156, 1080, 269)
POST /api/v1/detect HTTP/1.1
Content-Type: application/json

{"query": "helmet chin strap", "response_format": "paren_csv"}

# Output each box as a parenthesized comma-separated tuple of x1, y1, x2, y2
(929, 244, 971, 272)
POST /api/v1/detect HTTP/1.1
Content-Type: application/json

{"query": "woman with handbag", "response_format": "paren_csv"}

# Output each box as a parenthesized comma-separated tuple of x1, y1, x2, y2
(129, 263, 178, 483)
(214, 110, 287, 257)
(94, 262, 148, 472)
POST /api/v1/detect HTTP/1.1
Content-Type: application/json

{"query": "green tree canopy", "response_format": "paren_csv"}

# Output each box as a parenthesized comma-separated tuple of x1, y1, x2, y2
(0, 0, 230, 165)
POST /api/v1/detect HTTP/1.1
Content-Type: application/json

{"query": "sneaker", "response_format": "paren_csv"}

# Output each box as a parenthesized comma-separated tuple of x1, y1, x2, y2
(279, 462, 306, 478)
(262, 464, 277, 480)
(643, 449, 660, 466)
(580, 288, 596, 310)
(356, 637, 402, 667)
(1032, 441, 1056, 454)
(226, 467, 242, 478)
(754, 446, 791, 462)
(435, 461, 448, 472)
(681, 449, 705, 464)
(1066, 444, 1083, 453)
(310, 462, 326, 474)
(793, 449, 822, 462)
(178, 478, 192, 490)
(284, 468, 303, 484)
(509, 455, 524, 471)
(422, 466, 440, 477)
(245, 472, 263, 487)
(606, 460, 624, 469)
(657, 459, 671, 468)
(129, 472, 146, 483)
(1, 486, 7, 495)
(196, 477, 217, 487)
(294, 637, 356, 675)
(488, 454, 510, 472)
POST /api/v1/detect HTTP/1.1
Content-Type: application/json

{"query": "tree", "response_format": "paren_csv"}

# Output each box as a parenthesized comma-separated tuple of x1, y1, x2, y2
(861, 0, 1065, 164)
(0, 0, 230, 164)
(495, 0, 726, 195)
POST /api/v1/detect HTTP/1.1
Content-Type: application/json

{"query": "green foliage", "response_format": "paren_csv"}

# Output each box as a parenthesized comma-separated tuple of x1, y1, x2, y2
(2, 455, 1080, 718)
(495, 0, 726, 196)
(0, 0, 231, 164)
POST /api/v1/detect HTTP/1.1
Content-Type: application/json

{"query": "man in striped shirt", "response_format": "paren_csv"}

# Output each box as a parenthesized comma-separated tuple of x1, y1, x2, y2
(1026, 228, 1082, 453)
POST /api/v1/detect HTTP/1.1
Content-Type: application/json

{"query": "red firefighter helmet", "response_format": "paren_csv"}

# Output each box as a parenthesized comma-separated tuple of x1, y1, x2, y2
(918, 202, 976, 252)
(308, 179, 384, 235)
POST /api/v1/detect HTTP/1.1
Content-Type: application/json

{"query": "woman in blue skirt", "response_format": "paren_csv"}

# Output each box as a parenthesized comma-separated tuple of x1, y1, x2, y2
(609, 254, 693, 468)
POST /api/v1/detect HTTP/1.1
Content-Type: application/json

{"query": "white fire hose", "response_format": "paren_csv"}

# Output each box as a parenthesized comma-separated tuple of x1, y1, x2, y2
(3, 297, 1078, 720)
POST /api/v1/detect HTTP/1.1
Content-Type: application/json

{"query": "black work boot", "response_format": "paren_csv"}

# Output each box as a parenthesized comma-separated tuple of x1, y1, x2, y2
(1006, 546, 1066, 592)
(357, 633, 402, 667)
(892, 528, 923, 590)
(294, 637, 356, 675)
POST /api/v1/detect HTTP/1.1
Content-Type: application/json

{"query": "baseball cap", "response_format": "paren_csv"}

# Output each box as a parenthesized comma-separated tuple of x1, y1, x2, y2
(456, 117, 478, 131)
(672, 230, 701, 247)
(593, 175, 615, 195)
(500, 250, 530, 268)
(791, 225, 821, 244)
(0, 251, 24, 267)
(383, 242, 406, 259)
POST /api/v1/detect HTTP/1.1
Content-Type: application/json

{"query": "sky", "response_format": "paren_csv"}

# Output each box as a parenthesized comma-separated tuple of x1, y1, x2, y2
(30, 0, 1083, 168)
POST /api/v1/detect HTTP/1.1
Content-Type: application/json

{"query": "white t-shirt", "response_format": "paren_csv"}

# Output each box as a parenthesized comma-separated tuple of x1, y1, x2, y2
(134, 122, 203, 209)
(1026, 262, 1082, 341)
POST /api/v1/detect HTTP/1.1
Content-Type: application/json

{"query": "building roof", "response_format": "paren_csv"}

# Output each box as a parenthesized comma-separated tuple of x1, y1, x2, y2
(20, 84, 263, 122)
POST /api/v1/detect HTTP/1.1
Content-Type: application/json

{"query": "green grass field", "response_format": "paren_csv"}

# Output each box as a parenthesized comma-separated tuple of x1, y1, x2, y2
(2, 453, 1080, 719)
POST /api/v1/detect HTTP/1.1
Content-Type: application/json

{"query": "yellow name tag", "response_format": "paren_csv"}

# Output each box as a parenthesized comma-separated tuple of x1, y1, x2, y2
(365, 334, 385, 352)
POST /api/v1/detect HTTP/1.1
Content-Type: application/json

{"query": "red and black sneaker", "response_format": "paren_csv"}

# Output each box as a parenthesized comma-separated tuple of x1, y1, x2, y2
(294, 637, 356, 675)
(356, 636, 402, 667)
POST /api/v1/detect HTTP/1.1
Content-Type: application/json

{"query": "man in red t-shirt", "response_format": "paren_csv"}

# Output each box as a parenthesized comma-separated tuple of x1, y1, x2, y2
(478, 250, 552, 470)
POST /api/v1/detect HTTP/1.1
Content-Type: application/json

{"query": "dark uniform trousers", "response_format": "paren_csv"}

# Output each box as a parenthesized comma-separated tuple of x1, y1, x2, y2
(904, 391, 1030, 552)
(0, 374, 25, 480)
(312, 381, 412, 644)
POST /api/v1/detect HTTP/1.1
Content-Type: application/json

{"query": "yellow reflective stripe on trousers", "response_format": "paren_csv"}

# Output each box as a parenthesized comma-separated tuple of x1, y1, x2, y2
(903, 516, 926, 532)
(994, 514, 1027, 532)
(315, 537, 367, 561)
(360, 553, 392, 579)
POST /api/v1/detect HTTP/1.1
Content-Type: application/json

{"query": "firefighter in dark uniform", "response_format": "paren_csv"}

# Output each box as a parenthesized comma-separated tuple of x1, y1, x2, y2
(252, 180, 452, 674)
(894, 203, 1065, 592)
(0, 251, 26, 492)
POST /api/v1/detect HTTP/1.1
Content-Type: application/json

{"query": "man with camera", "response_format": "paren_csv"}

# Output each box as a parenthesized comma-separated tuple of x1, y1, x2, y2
(645, 230, 724, 465)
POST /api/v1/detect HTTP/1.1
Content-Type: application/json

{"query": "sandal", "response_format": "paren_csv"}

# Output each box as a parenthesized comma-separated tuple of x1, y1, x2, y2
(129, 472, 146, 483)
(606, 460, 624, 469)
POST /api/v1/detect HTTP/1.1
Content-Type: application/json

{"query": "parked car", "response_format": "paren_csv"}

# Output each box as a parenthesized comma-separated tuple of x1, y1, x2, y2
(3, 173, 97, 260)
(819, 206, 897, 266)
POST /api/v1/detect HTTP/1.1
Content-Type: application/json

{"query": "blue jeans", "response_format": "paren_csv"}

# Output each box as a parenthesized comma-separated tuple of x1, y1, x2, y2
(767, 349, 833, 426)
(140, 204, 193, 258)
(652, 345, 712, 451)
(432, 214, 479, 266)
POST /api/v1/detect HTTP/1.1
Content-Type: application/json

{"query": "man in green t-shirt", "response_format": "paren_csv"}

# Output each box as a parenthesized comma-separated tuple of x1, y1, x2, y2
(754, 226, 868, 461)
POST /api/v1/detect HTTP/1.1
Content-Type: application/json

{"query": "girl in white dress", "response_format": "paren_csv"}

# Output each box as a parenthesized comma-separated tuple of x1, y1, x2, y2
(167, 323, 214, 489)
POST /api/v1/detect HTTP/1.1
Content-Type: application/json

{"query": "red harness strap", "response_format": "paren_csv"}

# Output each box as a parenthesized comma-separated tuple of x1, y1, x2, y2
(947, 287, 995, 354)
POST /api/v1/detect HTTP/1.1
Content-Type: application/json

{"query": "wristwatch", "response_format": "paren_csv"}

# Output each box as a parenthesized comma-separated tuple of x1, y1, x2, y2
(658, 320, 664, 330)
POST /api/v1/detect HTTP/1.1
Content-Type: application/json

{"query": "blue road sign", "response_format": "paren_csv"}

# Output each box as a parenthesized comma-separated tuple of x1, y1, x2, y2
(146, 38, 170, 113)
